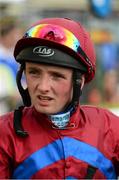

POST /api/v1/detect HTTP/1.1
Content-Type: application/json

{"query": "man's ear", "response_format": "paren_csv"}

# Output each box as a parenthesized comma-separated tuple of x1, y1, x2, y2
(80, 75, 85, 90)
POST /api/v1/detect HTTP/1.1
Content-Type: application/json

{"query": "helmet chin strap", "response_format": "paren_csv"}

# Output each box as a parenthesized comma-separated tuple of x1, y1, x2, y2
(71, 70, 82, 112)
(16, 64, 31, 107)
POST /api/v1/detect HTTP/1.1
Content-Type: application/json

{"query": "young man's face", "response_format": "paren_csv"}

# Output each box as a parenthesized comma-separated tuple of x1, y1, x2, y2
(25, 62, 73, 115)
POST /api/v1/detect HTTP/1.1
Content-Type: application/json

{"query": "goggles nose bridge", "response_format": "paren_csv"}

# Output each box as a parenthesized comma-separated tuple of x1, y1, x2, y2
(44, 30, 55, 40)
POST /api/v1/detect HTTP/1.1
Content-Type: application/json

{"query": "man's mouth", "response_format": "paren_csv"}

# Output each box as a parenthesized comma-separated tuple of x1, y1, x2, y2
(37, 95, 53, 101)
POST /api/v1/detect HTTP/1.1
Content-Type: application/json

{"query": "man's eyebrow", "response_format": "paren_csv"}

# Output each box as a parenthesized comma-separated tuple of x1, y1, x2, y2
(27, 66, 40, 70)
(49, 70, 66, 75)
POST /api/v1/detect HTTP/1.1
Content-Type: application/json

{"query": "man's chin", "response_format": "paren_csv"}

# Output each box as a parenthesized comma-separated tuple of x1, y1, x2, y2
(34, 105, 56, 115)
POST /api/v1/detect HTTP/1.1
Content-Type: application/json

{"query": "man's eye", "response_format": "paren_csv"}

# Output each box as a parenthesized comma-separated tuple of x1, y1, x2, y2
(29, 70, 36, 74)
(29, 70, 39, 75)
(52, 73, 65, 79)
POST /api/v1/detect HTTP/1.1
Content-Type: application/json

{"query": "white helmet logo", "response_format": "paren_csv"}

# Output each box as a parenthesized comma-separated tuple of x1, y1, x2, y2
(33, 46, 54, 57)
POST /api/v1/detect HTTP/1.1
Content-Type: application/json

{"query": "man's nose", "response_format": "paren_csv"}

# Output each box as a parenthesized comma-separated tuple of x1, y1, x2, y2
(37, 75, 50, 92)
